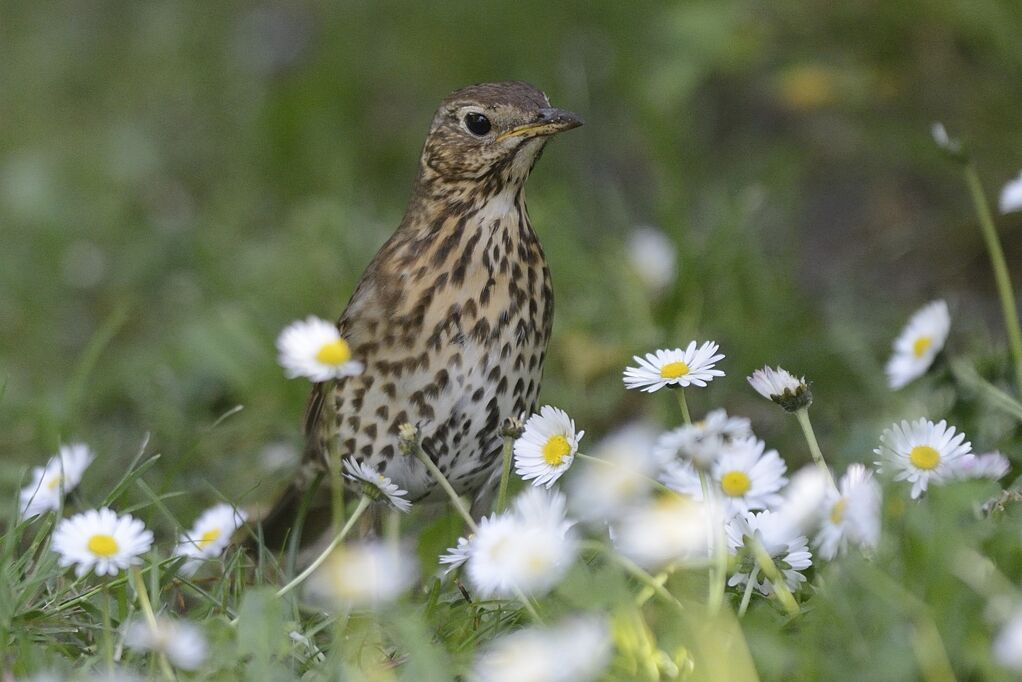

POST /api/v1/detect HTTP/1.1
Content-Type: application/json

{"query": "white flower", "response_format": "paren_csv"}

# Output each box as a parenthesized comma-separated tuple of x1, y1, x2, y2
(875, 418, 971, 498)
(124, 616, 208, 671)
(308, 541, 417, 610)
(815, 464, 882, 560)
(342, 457, 412, 511)
(885, 300, 951, 389)
(994, 608, 1022, 672)
(173, 503, 248, 576)
(471, 616, 611, 682)
(466, 490, 577, 598)
(773, 466, 830, 538)
(567, 423, 660, 522)
(727, 510, 812, 595)
(1000, 171, 1022, 215)
(614, 494, 712, 570)
(276, 316, 364, 382)
(950, 452, 1010, 481)
(654, 408, 752, 471)
(514, 406, 584, 488)
(19, 443, 95, 517)
(623, 341, 725, 393)
(439, 535, 473, 575)
(51, 508, 153, 577)
(931, 122, 961, 155)
(661, 436, 788, 516)
(627, 227, 676, 293)
(747, 366, 812, 412)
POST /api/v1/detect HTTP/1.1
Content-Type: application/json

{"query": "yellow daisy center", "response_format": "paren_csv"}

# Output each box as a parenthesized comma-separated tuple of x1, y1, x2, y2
(720, 470, 751, 497)
(542, 435, 572, 466)
(315, 339, 352, 366)
(660, 361, 690, 379)
(909, 445, 940, 470)
(87, 534, 119, 557)
(829, 497, 847, 524)
(196, 528, 222, 550)
(45, 475, 63, 491)
(912, 335, 932, 358)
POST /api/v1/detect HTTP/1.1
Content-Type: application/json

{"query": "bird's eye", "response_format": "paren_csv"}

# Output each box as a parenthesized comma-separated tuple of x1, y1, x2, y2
(463, 112, 492, 136)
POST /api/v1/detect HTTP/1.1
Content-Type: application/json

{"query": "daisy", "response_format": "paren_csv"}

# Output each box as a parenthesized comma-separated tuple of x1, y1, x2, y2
(653, 408, 752, 471)
(885, 300, 951, 389)
(930, 122, 961, 156)
(567, 423, 660, 522)
(173, 503, 248, 576)
(513, 406, 584, 488)
(773, 466, 830, 538)
(613, 493, 712, 570)
(51, 508, 153, 577)
(19, 442, 95, 517)
(276, 316, 364, 382)
(343, 457, 412, 511)
(124, 616, 208, 671)
(951, 452, 1010, 481)
(622, 341, 725, 393)
(727, 510, 812, 595)
(747, 366, 812, 412)
(815, 464, 882, 560)
(1000, 171, 1022, 215)
(466, 494, 577, 599)
(994, 608, 1022, 672)
(875, 418, 971, 498)
(471, 616, 611, 682)
(627, 227, 676, 293)
(308, 541, 417, 610)
(439, 535, 473, 575)
(661, 436, 787, 516)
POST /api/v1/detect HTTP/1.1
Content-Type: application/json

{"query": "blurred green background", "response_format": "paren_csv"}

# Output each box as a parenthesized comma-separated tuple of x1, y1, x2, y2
(3, 0, 1022, 515)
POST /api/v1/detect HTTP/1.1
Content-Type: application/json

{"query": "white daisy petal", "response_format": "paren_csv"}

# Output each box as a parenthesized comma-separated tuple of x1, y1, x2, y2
(885, 301, 951, 389)
(654, 408, 752, 471)
(307, 541, 417, 611)
(173, 503, 248, 576)
(747, 366, 813, 412)
(622, 341, 726, 393)
(124, 617, 208, 671)
(994, 608, 1022, 672)
(1000, 171, 1022, 215)
(613, 493, 712, 570)
(19, 443, 95, 517)
(875, 418, 971, 498)
(513, 406, 583, 488)
(950, 452, 1010, 481)
(51, 508, 153, 578)
(343, 457, 412, 512)
(814, 464, 882, 560)
(567, 423, 660, 523)
(471, 616, 611, 682)
(276, 316, 364, 382)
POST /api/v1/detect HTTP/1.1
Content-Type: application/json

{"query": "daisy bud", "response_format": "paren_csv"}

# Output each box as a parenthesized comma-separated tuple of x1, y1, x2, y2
(747, 366, 812, 412)
(398, 422, 420, 456)
(1001, 171, 1022, 215)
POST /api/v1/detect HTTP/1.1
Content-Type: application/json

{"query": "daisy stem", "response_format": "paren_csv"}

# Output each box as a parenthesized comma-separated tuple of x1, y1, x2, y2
(750, 539, 799, 616)
(130, 567, 176, 681)
(675, 388, 692, 425)
(698, 472, 726, 614)
(495, 433, 514, 514)
(512, 586, 545, 624)
(100, 589, 114, 672)
(738, 565, 760, 617)
(964, 162, 1022, 392)
(581, 540, 685, 613)
(411, 445, 478, 533)
(794, 409, 836, 489)
(274, 495, 372, 601)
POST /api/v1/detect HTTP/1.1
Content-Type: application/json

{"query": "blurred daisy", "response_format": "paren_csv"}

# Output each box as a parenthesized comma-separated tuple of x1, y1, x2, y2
(654, 408, 752, 471)
(1000, 171, 1022, 215)
(994, 608, 1022, 672)
(661, 436, 788, 516)
(885, 300, 951, 389)
(774, 466, 830, 538)
(567, 423, 660, 522)
(19, 442, 95, 517)
(727, 510, 812, 595)
(124, 616, 208, 671)
(466, 495, 577, 599)
(627, 226, 676, 293)
(614, 493, 711, 570)
(875, 418, 971, 498)
(173, 503, 248, 576)
(623, 341, 725, 393)
(308, 541, 417, 610)
(472, 616, 611, 682)
(514, 406, 584, 488)
(950, 452, 1010, 481)
(52, 508, 153, 577)
(930, 122, 962, 156)
(276, 316, 364, 382)
(815, 464, 882, 560)
(343, 457, 411, 511)
(747, 366, 812, 412)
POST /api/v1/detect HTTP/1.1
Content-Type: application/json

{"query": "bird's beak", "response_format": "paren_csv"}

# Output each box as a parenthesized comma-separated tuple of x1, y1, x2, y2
(496, 107, 584, 141)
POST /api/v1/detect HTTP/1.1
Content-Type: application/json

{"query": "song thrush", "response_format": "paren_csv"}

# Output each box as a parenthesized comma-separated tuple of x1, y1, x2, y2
(261, 82, 582, 546)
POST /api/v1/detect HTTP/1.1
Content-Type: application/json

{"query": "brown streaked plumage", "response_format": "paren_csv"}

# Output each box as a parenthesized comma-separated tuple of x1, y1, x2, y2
(261, 81, 581, 546)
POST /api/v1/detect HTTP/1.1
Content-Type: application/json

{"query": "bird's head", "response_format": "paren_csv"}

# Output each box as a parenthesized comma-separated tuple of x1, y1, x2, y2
(418, 81, 582, 191)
